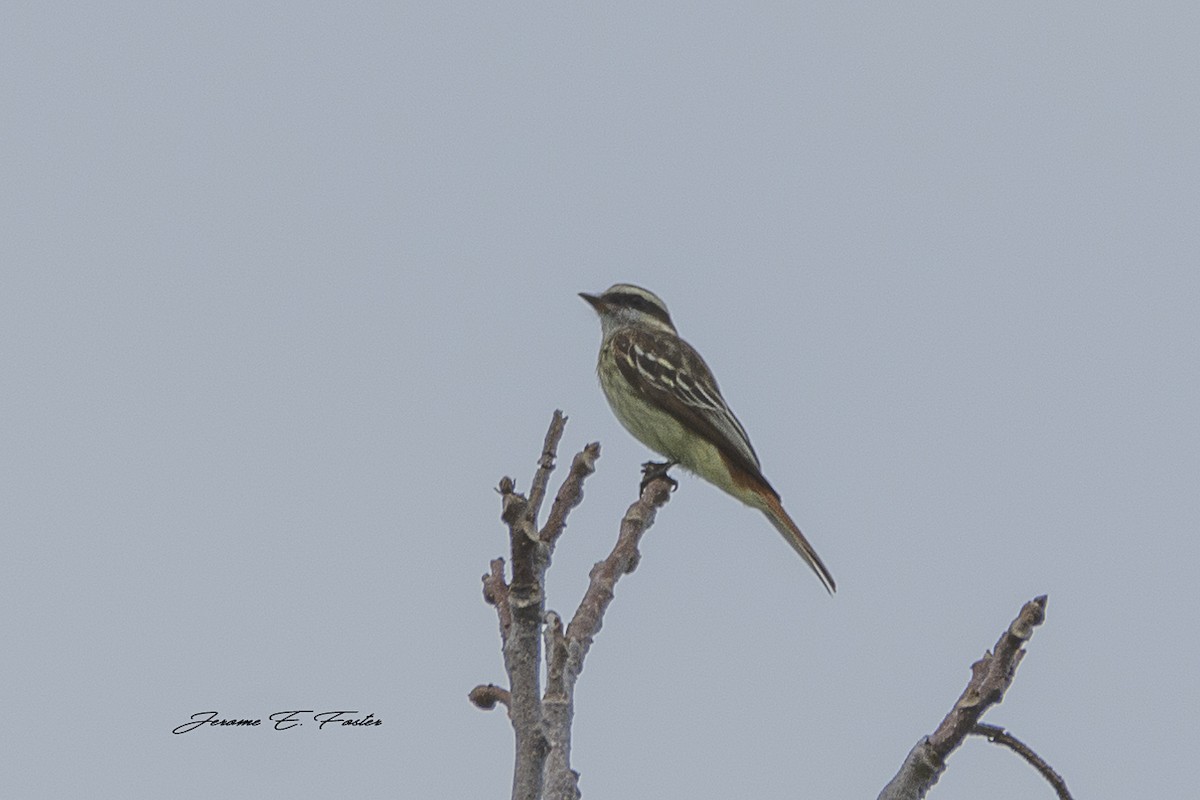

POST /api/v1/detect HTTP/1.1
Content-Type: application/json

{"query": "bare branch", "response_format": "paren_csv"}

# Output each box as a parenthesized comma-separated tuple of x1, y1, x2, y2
(482, 558, 511, 645)
(927, 596, 1047, 754)
(877, 595, 1050, 800)
(542, 612, 578, 800)
(544, 612, 568, 699)
(535, 476, 674, 800)
(879, 743, 942, 800)
(469, 684, 512, 711)
(500, 477, 540, 593)
(484, 413, 607, 800)
(565, 476, 674, 657)
(539, 442, 600, 545)
(476, 412, 673, 800)
(496, 478, 549, 798)
(972, 724, 1073, 800)
(527, 409, 568, 522)
(498, 472, 549, 800)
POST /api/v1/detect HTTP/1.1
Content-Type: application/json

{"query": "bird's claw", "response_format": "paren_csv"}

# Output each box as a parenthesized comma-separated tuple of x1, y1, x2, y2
(640, 460, 678, 493)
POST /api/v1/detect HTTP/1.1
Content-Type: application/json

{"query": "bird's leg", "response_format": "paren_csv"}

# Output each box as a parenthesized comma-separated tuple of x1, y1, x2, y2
(640, 459, 678, 492)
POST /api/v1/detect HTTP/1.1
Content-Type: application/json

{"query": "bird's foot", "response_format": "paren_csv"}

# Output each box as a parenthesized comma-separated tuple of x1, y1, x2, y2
(640, 460, 678, 493)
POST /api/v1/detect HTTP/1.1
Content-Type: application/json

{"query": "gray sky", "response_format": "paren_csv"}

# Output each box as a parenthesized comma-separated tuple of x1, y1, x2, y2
(3, 4, 1197, 798)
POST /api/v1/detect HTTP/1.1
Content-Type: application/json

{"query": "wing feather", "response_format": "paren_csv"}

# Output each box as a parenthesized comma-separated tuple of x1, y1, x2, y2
(611, 328, 773, 494)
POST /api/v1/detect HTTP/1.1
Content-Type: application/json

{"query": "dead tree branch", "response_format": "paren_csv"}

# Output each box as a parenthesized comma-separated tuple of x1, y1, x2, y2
(877, 595, 1050, 800)
(543, 477, 674, 800)
(471, 410, 672, 800)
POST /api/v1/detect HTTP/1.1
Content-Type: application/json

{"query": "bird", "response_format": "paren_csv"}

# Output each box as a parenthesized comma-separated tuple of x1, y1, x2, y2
(580, 283, 835, 594)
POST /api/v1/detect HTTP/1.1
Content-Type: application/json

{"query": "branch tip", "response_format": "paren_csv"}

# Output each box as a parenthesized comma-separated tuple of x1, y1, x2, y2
(469, 683, 512, 711)
(1009, 595, 1047, 640)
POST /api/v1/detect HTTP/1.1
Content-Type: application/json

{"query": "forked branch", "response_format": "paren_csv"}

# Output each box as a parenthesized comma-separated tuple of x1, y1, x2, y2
(877, 595, 1061, 800)
(471, 411, 673, 800)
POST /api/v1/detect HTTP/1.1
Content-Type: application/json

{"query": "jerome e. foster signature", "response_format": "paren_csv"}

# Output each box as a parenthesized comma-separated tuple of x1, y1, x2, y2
(172, 710, 382, 734)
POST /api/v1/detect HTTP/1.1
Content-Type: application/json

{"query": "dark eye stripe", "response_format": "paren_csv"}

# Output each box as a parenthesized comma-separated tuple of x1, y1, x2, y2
(606, 292, 673, 327)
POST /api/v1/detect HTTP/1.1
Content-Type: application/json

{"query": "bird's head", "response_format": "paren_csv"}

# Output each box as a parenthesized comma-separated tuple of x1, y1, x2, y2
(579, 283, 677, 337)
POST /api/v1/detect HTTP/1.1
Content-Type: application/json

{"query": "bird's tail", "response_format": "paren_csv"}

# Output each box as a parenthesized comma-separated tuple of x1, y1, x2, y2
(760, 493, 836, 594)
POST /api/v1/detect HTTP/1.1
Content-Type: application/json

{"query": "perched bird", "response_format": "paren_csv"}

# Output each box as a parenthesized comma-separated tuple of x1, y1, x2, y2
(580, 283, 835, 594)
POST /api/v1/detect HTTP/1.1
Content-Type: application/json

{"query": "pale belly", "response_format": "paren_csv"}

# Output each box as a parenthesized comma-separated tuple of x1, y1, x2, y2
(597, 365, 743, 500)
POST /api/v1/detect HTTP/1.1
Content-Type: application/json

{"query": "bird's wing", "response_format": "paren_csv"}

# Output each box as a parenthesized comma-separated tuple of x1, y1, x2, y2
(610, 327, 772, 490)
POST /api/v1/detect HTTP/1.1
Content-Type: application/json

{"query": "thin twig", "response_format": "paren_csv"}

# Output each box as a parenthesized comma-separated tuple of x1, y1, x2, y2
(972, 723, 1073, 800)
(527, 410, 568, 522)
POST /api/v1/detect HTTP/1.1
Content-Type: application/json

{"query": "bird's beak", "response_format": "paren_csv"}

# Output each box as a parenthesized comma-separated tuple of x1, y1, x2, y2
(579, 292, 605, 312)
